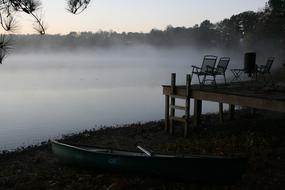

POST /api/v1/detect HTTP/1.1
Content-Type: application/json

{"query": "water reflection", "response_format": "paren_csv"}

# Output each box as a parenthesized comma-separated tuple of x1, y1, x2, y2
(0, 49, 221, 150)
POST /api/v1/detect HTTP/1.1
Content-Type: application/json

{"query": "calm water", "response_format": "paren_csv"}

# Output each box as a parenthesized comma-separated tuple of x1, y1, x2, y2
(0, 47, 232, 150)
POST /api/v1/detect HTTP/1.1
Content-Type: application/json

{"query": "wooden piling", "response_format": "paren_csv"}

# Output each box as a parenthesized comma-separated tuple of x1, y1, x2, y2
(169, 73, 176, 135)
(165, 95, 169, 132)
(250, 108, 256, 117)
(194, 99, 202, 127)
(184, 74, 191, 137)
(219, 103, 224, 123)
(229, 104, 235, 120)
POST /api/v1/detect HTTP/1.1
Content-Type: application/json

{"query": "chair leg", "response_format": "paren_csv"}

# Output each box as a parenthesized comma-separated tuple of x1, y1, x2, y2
(263, 74, 266, 82)
(223, 74, 227, 84)
(269, 73, 274, 85)
(213, 76, 217, 87)
(197, 75, 202, 86)
(202, 75, 206, 85)
(256, 73, 260, 81)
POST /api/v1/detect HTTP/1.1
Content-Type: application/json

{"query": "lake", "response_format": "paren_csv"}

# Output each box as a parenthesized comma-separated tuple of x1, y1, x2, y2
(0, 46, 238, 150)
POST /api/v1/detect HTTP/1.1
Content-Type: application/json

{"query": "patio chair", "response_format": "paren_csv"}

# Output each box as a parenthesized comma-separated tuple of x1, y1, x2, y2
(191, 55, 218, 86)
(257, 57, 274, 82)
(213, 57, 230, 84)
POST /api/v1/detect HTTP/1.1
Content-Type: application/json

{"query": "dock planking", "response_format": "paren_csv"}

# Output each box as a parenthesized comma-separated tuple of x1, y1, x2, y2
(163, 74, 285, 136)
(162, 84, 285, 113)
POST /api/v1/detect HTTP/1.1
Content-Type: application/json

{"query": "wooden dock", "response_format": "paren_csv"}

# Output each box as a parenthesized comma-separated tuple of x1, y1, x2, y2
(162, 73, 285, 137)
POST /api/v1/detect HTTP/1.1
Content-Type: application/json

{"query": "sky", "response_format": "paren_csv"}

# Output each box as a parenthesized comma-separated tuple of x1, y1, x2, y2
(17, 0, 268, 34)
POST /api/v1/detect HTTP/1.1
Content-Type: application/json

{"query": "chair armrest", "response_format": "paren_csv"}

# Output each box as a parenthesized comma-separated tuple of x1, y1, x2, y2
(206, 65, 215, 73)
(213, 69, 219, 74)
(214, 66, 225, 73)
(231, 69, 244, 72)
(191, 65, 201, 69)
(191, 65, 201, 73)
(257, 65, 265, 72)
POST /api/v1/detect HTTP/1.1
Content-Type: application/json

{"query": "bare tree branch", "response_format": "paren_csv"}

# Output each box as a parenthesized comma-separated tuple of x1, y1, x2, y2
(0, 34, 12, 64)
(0, 0, 92, 34)
(0, 0, 92, 63)
(66, 0, 91, 15)
(32, 11, 46, 35)
(0, 13, 18, 32)
(9, 0, 46, 34)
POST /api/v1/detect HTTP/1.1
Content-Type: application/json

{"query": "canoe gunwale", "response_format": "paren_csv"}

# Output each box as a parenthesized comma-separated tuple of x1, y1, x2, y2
(52, 140, 247, 159)
(51, 140, 248, 184)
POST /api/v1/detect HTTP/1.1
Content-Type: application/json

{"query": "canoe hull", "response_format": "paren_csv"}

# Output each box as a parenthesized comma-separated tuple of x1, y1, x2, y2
(52, 141, 247, 184)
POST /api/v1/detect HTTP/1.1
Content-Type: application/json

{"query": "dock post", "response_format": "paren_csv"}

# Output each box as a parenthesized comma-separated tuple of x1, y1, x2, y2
(229, 104, 235, 120)
(194, 99, 202, 127)
(250, 108, 256, 117)
(165, 95, 170, 132)
(169, 73, 176, 135)
(184, 74, 191, 137)
(219, 103, 224, 123)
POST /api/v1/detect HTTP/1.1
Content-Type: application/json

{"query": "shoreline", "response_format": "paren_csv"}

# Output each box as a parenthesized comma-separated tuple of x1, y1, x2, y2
(0, 110, 285, 189)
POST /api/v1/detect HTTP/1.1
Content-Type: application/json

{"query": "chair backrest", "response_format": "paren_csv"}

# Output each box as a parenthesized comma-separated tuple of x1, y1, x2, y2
(201, 55, 218, 73)
(263, 57, 274, 73)
(216, 57, 230, 74)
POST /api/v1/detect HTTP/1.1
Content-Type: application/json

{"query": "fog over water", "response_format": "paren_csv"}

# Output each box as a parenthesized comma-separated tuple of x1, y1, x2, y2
(0, 46, 243, 150)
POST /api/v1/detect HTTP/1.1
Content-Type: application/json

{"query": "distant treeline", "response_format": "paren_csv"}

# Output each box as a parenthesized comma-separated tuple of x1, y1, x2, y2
(12, 0, 285, 53)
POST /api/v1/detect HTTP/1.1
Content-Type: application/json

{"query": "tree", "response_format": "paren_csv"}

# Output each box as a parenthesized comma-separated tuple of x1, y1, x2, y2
(197, 20, 219, 47)
(251, 0, 285, 49)
(266, 0, 285, 38)
(0, 0, 92, 34)
(0, 0, 92, 63)
(268, 0, 285, 11)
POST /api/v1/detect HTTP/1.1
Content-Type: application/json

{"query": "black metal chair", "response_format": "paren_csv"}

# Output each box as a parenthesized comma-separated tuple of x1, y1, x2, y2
(191, 55, 218, 86)
(213, 57, 230, 84)
(257, 57, 274, 82)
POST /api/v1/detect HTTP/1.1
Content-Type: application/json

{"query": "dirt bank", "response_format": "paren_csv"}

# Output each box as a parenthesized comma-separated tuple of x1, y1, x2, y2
(0, 110, 285, 190)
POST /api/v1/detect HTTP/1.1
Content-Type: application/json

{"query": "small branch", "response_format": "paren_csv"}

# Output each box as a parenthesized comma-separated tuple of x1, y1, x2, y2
(30, 11, 46, 35)
(0, 12, 18, 32)
(12, 0, 46, 34)
(66, 0, 91, 15)
(0, 34, 13, 64)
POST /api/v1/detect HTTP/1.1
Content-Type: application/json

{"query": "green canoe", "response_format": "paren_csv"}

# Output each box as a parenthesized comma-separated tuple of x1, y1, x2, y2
(52, 141, 247, 184)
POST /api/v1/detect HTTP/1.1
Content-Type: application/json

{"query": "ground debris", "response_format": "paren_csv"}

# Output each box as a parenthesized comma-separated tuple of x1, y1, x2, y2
(0, 111, 285, 189)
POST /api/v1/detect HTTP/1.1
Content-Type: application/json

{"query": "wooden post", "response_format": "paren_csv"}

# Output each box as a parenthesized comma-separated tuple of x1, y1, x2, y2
(169, 73, 176, 135)
(219, 103, 224, 123)
(184, 74, 191, 137)
(194, 99, 202, 127)
(229, 104, 235, 120)
(165, 95, 169, 132)
(250, 108, 256, 117)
